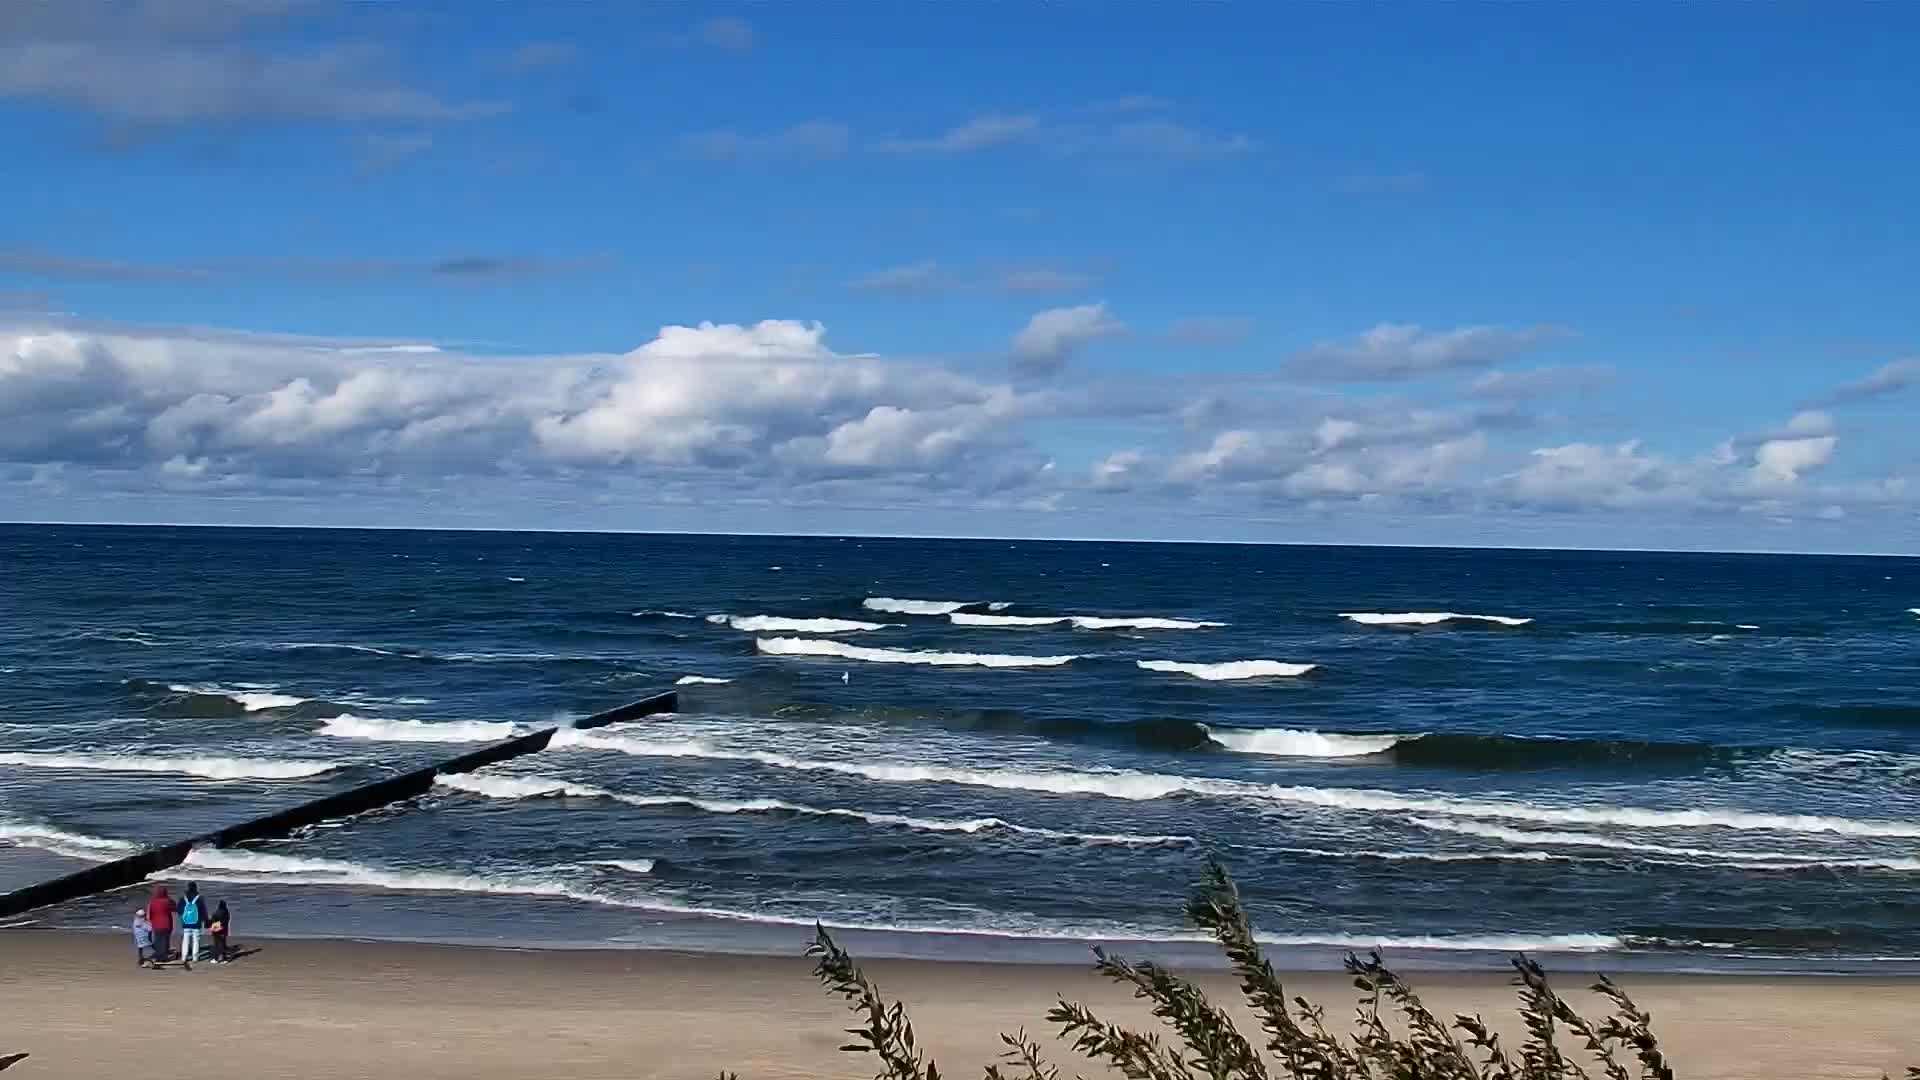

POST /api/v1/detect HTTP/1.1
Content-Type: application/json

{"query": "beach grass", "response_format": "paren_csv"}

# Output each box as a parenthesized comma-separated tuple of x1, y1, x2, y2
(797, 861, 1917, 1080)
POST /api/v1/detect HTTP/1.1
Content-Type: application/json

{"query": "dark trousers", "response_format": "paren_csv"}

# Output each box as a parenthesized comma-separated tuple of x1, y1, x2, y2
(152, 927, 172, 962)
(211, 931, 228, 961)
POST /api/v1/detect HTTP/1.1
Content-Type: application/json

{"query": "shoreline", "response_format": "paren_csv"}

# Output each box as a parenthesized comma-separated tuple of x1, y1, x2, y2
(5, 929, 1919, 1079)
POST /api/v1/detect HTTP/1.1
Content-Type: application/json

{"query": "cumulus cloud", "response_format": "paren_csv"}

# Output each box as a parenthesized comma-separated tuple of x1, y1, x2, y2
(1288, 323, 1562, 383)
(0, 319, 1046, 501)
(1010, 304, 1125, 373)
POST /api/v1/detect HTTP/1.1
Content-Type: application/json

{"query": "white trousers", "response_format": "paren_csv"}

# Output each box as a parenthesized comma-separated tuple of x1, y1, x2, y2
(180, 928, 202, 961)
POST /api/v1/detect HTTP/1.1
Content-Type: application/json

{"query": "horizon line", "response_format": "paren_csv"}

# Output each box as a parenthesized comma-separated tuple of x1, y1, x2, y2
(2, 518, 1915, 560)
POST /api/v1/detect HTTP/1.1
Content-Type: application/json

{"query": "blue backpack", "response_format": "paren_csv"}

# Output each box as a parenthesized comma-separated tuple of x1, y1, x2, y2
(181, 897, 202, 927)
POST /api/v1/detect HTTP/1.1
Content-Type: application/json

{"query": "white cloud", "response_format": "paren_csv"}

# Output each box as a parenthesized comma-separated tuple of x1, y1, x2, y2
(676, 121, 852, 161)
(0, 319, 1040, 499)
(1010, 303, 1125, 373)
(1289, 323, 1561, 383)
(1468, 365, 1614, 400)
(1750, 434, 1837, 487)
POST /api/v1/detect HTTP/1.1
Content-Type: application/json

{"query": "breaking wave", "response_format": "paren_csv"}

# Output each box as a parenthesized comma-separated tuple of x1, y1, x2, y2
(433, 772, 1189, 847)
(318, 715, 520, 743)
(0, 751, 340, 780)
(1205, 726, 1405, 758)
(0, 819, 139, 860)
(1408, 817, 1920, 872)
(1340, 612, 1533, 627)
(166, 683, 308, 712)
(953, 613, 1226, 630)
(1137, 659, 1318, 680)
(862, 598, 982, 615)
(633, 610, 699, 619)
(162, 844, 1623, 950)
(583, 859, 657, 875)
(707, 614, 886, 633)
(756, 637, 1077, 668)
(675, 675, 732, 686)
(552, 733, 1920, 838)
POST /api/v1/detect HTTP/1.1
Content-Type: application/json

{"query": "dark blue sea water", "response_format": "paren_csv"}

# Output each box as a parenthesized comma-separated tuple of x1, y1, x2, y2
(3, 524, 1919, 971)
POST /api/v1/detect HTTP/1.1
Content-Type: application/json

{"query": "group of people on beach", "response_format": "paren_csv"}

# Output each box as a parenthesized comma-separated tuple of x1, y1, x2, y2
(131, 883, 231, 969)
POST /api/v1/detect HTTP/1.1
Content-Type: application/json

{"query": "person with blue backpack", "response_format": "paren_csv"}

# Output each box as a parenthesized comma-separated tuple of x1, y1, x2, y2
(175, 882, 209, 969)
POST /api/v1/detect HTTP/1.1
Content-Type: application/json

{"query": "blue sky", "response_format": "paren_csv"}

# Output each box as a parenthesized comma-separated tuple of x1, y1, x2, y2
(2, 1, 1917, 551)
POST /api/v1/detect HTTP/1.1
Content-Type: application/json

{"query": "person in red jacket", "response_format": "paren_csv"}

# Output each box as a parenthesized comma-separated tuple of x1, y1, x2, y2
(144, 885, 174, 964)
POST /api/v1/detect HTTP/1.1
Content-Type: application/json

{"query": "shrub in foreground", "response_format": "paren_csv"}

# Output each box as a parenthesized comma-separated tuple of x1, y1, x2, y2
(770, 861, 1917, 1080)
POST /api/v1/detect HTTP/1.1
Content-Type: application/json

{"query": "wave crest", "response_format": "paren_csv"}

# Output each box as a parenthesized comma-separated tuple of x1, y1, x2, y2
(953, 613, 1224, 630)
(675, 675, 732, 686)
(319, 715, 519, 743)
(707, 614, 886, 633)
(1205, 726, 1404, 758)
(1137, 659, 1317, 681)
(0, 751, 338, 780)
(165, 683, 308, 712)
(756, 637, 1077, 668)
(1340, 612, 1533, 627)
(862, 597, 982, 615)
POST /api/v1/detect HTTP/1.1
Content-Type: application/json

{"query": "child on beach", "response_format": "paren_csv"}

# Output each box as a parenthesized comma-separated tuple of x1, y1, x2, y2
(209, 900, 231, 965)
(132, 909, 154, 968)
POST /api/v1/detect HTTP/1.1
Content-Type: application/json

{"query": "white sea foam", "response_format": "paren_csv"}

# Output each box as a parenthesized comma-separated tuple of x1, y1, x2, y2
(706, 614, 886, 633)
(166, 683, 308, 711)
(434, 772, 1189, 847)
(634, 610, 699, 619)
(584, 859, 657, 875)
(319, 715, 519, 743)
(1406, 816, 1920, 871)
(862, 597, 978, 615)
(0, 819, 139, 860)
(162, 843, 1624, 950)
(1909, 608, 1920, 617)
(273, 641, 403, 656)
(0, 752, 338, 780)
(1137, 659, 1318, 681)
(675, 675, 732, 686)
(1205, 726, 1404, 757)
(954, 613, 1226, 630)
(554, 733, 1920, 839)
(756, 637, 1077, 668)
(1340, 612, 1533, 627)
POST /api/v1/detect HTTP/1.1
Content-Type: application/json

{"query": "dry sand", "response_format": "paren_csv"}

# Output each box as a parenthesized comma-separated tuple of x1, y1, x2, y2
(2, 931, 1917, 1079)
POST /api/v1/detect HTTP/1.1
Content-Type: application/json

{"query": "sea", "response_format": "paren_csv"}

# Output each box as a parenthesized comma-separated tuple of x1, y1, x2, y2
(2, 523, 1918, 973)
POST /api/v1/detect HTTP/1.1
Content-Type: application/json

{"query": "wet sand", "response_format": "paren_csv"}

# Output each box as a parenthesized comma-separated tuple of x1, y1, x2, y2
(2, 931, 1917, 1079)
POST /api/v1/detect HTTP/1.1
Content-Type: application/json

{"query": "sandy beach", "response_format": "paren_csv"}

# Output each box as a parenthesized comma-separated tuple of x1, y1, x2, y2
(0, 931, 1914, 1079)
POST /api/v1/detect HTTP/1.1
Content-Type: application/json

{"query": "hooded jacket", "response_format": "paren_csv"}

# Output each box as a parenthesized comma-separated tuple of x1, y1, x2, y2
(146, 887, 174, 933)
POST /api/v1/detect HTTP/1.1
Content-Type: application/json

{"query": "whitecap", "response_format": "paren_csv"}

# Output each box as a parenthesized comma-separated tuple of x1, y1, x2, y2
(0, 752, 338, 780)
(1407, 817, 1920, 872)
(706, 614, 886, 633)
(434, 772, 1188, 848)
(552, 734, 1920, 839)
(633, 610, 699, 619)
(756, 637, 1076, 668)
(1205, 725, 1403, 757)
(675, 675, 732, 686)
(272, 641, 402, 656)
(584, 859, 657, 875)
(1340, 612, 1533, 627)
(862, 597, 980, 616)
(166, 683, 308, 711)
(953, 613, 1225, 630)
(1137, 659, 1318, 681)
(319, 715, 519, 743)
(0, 819, 140, 860)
